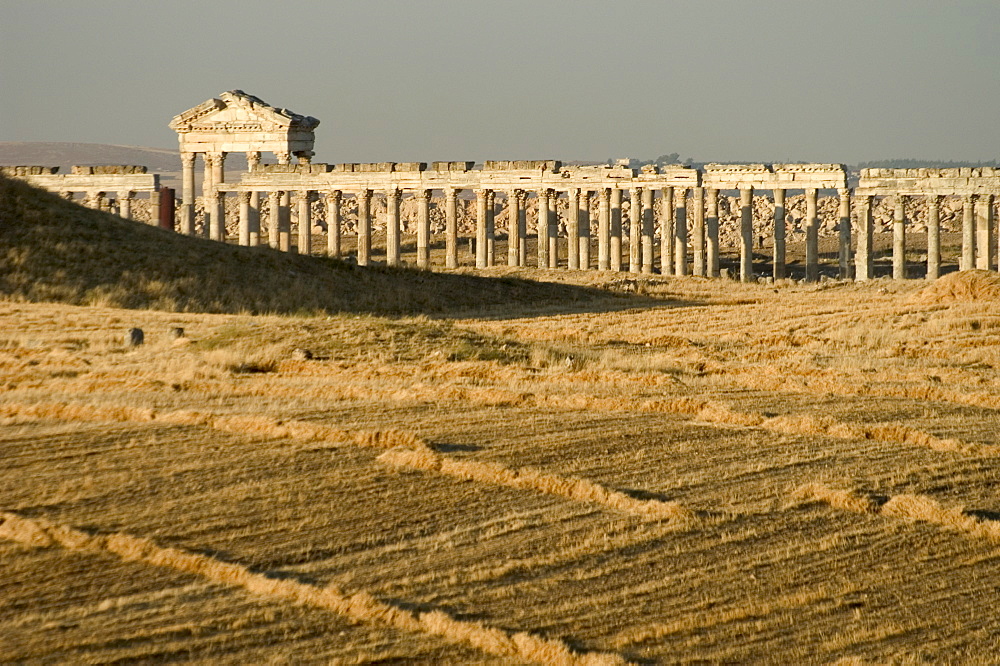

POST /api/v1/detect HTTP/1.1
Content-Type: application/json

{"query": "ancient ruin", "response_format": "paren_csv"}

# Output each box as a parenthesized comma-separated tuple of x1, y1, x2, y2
(7, 90, 1000, 282)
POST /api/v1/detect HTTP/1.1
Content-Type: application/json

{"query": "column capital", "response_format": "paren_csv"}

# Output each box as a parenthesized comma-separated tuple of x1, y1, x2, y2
(181, 152, 196, 167)
(837, 188, 850, 197)
(267, 190, 282, 200)
(118, 190, 135, 200)
(238, 191, 251, 203)
(326, 189, 342, 202)
(275, 151, 291, 165)
(246, 151, 261, 168)
(445, 188, 460, 199)
(413, 189, 431, 201)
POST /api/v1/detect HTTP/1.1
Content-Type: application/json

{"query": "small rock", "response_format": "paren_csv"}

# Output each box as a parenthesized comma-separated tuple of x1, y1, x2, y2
(169, 327, 185, 339)
(292, 348, 313, 361)
(125, 328, 144, 347)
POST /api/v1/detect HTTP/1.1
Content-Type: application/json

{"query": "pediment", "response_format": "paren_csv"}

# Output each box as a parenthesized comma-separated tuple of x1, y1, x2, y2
(169, 90, 319, 133)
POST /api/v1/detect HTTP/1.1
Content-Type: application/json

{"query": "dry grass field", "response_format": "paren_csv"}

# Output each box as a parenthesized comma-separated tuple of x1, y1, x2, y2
(2, 175, 1000, 663)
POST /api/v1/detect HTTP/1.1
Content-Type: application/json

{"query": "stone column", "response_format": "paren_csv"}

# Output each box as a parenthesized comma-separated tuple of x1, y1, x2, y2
(976, 194, 994, 270)
(739, 188, 754, 282)
(357, 189, 372, 266)
(838, 189, 851, 280)
(210, 190, 225, 242)
(118, 191, 133, 220)
(386, 188, 401, 267)
(927, 194, 941, 280)
(507, 190, 521, 266)
(660, 187, 674, 276)
(202, 153, 217, 238)
(579, 191, 592, 269)
(212, 152, 226, 188)
(893, 194, 906, 279)
(548, 191, 559, 269)
(517, 191, 528, 265)
(610, 188, 623, 272)
(691, 187, 705, 276)
(773, 189, 786, 279)
(267, 191, 281, 249)
(297, 191, 312, 255)
(278, 191, 291, 252)
(180, 152, 196, 235)
(238, 191, 251, 246)
(414, 189, 431, 269)
(961, 195, 975, 271)
(706, 188, 720, 277)
(674, 188, 688, 275)
(326, 191, 342, 258)
(487, 190, 496, 267)
(805, 188, 819, 282)
(149, 189, 161, 227)
(248, 192, 260, 246)
(246, 152, 261, 248)
(444, 189, 459, 269)
(537, 190, 550, 269)
(567, 188, 580, 269)
(598, 189, 611, 270)
(275, 154, 291, 242)
(628, 187, 641, 274)
(475, 189, 488, 269)
(855, 195, 874, 281)
(641, 187, 655, 274)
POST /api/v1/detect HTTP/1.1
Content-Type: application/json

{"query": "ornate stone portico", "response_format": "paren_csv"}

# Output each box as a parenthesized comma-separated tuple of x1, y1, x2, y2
(168, 90, 319, 240)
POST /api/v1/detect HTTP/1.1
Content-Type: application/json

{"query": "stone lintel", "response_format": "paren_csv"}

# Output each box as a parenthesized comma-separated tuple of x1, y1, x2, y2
(11, 173, 160, 192)
(71, 165, 148, 175)
(431, 161, 476, 172)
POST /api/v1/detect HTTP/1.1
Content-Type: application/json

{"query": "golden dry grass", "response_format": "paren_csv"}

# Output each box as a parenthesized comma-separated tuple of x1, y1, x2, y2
(2, 178, 1000, 662)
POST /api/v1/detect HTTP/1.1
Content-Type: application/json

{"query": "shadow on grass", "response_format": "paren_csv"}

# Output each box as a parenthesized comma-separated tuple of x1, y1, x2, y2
(1, 175, 704, 320)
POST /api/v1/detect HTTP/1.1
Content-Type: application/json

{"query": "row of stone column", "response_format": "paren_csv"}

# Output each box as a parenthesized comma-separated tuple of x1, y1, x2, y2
(180, 184, 999, 281)
(468, 186, 849, 282)
(62, 190, 148, 221)
(180, 150, 309, 243)
(853, 193, 996, 280)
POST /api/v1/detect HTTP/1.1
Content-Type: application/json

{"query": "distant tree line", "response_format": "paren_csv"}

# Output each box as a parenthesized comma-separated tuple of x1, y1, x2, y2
(853, 159, 1000, 169)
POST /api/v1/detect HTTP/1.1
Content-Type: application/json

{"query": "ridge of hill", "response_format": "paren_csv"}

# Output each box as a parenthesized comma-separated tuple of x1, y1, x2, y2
(0, 142, 189, 173)
(0, 175, 625, 316)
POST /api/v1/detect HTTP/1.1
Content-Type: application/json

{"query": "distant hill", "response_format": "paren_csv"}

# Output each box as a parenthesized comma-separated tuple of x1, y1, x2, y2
(0, 174, 619, 316)
(0, 142, 187, 172)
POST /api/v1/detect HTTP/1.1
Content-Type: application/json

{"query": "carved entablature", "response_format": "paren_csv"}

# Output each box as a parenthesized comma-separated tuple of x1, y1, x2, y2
(482, 160, 561, 171)
(169, 90, 318, 157)
(703, 163, 846, 190)
(857, 167, 1000, 196)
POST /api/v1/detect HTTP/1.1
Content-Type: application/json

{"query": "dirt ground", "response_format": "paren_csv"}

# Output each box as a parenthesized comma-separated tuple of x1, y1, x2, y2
(2, 271, 999, 664)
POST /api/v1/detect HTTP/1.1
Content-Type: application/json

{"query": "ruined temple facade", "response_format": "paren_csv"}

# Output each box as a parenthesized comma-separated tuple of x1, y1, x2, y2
(168, 90, 319, 240)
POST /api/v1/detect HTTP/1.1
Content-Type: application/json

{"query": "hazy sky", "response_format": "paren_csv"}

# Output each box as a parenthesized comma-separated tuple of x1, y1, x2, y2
(3, 0, 999, 164)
